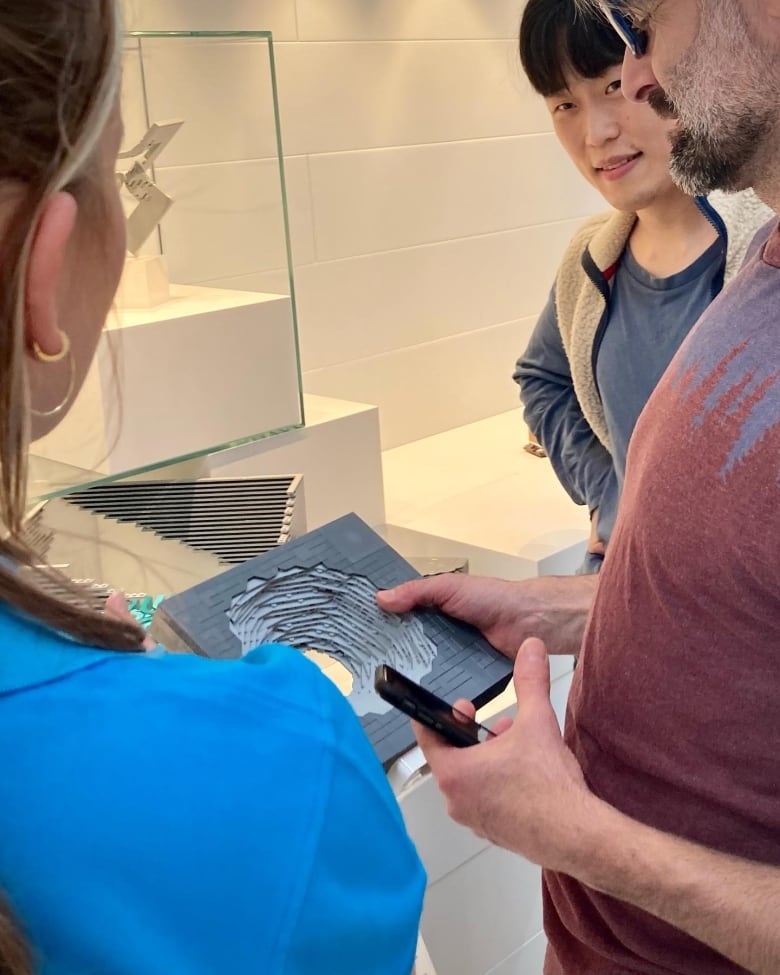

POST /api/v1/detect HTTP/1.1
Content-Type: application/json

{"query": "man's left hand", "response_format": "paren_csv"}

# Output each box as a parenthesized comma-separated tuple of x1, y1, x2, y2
(413, 638, 601, 873)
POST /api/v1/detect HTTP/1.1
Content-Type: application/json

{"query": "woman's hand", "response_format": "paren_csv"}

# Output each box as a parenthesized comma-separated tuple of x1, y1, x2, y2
(104, 591, 157, 651)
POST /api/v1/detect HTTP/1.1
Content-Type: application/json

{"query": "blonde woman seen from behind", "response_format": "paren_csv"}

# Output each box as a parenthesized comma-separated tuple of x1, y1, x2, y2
(0, 3, 425, 973)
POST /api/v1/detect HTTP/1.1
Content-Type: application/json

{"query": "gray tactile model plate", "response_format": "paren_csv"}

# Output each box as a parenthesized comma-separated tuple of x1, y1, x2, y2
(153, 513, 513, 768)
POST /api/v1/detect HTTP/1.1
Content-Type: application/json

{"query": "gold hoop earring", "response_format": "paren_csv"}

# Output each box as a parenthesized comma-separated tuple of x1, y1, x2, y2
(32, 330, 71, 363)
(30, 332, 76, 418)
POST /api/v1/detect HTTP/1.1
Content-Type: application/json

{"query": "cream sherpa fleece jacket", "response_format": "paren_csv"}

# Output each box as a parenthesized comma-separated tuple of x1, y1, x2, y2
(554, 189, 773, 448)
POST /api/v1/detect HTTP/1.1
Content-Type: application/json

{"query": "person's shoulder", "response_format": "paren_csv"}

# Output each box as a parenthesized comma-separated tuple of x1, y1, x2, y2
(707, 188, 773, 232)
(137, 644, 394, 777)
(0, 604, 361, 759)
(558, 207, 636, 277)
(554, 212, 612, 296)
(706, 189, 776, 280)
(743, 217, 778, 264)
(564, 208, 614, 255)
(7, 626, 396, 821)
(116, 643, 354, 733)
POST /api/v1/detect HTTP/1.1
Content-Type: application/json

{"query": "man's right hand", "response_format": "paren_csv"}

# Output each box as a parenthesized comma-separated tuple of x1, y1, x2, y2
(376, 572, 598, 659)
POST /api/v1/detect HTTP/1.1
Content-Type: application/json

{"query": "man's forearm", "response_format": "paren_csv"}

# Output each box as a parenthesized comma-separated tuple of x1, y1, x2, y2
(572, 800, 780, 974)
(518, 573, 598, 656)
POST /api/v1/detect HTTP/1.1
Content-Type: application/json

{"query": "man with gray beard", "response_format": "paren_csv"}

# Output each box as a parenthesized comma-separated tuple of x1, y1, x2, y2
(599, 0, 779, 198)
(378, 2, 780, 972)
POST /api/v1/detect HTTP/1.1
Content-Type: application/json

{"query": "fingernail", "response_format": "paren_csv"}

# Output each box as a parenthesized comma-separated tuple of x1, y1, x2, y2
(522, 639, 545, 661)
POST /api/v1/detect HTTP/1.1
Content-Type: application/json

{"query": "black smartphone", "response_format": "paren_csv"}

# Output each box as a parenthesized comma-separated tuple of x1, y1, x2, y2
(374, 664, 496, 747)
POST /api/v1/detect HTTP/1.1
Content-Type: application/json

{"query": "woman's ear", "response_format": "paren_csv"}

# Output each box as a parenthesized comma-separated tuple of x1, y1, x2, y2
(25, 191, 78, 357)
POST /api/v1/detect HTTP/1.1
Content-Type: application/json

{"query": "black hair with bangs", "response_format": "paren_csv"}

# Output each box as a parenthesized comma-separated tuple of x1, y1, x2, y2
(519, 0, 626, 97)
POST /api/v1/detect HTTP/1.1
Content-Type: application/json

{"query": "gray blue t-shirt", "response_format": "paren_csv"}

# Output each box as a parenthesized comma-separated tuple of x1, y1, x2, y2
(598, 237, 724, 488)
(589, 237, 724, 561)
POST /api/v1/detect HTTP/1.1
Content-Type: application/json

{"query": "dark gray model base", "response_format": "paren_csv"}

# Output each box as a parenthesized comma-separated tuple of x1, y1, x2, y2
(152, 513, 512, 768)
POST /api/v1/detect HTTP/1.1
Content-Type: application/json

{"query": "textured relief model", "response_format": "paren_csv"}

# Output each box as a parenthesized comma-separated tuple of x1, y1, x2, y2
(152, 514, 513, 767)
(116, 120, 183, 254)
(227, 563, 438, 716)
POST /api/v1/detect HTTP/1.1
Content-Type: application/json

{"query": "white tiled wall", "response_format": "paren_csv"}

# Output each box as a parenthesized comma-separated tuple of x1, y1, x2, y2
(122, 0, 603, 448)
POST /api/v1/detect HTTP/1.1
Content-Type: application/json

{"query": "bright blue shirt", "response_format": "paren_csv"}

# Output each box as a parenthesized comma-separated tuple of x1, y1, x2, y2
(0, 606, 425, 974)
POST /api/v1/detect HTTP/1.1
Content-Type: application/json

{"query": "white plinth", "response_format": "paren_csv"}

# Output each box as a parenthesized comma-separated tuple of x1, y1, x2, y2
(34, 285, 302, 476)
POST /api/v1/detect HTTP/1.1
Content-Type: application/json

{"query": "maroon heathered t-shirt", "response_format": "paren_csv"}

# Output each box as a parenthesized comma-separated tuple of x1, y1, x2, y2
(544, 221, 780, 974)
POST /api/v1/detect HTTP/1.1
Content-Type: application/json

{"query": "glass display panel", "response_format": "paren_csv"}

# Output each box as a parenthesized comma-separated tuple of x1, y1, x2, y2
(31, 31, 304, 498)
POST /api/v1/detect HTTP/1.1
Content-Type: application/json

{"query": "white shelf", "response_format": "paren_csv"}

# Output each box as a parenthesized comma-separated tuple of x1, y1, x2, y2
(382, 409, 589, 578)
(109, 283, 284, 329)
(34, 284, 301, 476)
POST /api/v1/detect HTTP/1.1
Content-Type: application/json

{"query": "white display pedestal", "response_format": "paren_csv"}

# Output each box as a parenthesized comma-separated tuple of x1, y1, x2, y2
(34, 284, 302, 476)
(395, 671, 572, 975)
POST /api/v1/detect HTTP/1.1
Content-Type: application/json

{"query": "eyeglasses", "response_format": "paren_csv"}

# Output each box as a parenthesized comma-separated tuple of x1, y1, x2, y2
(597, 2, 649, 57)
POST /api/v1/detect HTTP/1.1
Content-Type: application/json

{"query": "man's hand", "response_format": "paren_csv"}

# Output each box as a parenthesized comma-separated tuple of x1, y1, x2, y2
(377, 573, 597, 659)
(412, 638, 600, 871)
(588, 508, 606, 557)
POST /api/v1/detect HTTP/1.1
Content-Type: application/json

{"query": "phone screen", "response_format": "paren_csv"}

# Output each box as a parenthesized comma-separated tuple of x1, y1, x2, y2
(374, 664, 495, 747)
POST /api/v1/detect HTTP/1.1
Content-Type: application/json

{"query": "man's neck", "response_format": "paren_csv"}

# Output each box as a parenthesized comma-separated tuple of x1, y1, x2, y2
(629, 192, 719, 278)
